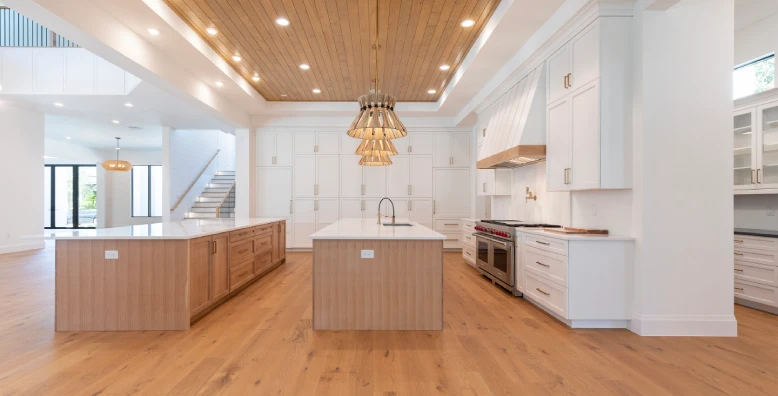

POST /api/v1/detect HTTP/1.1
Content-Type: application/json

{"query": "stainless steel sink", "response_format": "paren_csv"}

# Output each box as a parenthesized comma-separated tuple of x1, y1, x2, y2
(382, 223, 413, 226)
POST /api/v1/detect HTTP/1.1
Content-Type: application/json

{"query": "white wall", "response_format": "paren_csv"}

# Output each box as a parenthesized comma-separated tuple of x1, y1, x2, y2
(0, 104, 44, 254)
(168, 129, 235, 220)
(735, 12, 778, 66)
(734, 195, 778, 230)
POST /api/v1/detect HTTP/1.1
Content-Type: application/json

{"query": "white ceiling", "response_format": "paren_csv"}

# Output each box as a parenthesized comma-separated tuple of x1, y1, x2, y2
(735, 0, 778, 30)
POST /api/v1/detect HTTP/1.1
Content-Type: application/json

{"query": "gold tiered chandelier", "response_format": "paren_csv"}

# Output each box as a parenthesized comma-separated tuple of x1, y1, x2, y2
(346, 0, 407, 166)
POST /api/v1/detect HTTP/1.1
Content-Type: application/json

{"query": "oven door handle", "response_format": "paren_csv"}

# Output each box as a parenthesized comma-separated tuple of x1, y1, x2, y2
(475, 233, 513, 247)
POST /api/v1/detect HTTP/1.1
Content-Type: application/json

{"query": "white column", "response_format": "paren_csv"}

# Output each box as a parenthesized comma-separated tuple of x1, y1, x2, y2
(630, 0, 736, 336)
(161, 126, 172, 223)
(235, 128, 255, 218)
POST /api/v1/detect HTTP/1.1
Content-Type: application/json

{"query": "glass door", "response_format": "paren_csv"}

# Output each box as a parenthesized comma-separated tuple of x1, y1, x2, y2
(45, 165, 97, 229)
(734, 109, 757, 190)
(758, 102, 778, 189)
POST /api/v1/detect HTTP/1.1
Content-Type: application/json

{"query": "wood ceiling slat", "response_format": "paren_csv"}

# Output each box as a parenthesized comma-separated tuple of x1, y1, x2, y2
(162, 0, 502, 102)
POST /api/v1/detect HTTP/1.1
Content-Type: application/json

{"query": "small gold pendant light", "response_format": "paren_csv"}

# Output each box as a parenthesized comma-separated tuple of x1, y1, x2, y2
(101, 137, 133, 172)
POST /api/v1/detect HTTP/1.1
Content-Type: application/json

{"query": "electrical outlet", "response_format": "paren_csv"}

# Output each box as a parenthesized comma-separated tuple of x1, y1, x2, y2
(769, 209, 776, 217)
(592, 204, 598, 217)
(105, 250, 119, 260)
(361, 250, 374, 259)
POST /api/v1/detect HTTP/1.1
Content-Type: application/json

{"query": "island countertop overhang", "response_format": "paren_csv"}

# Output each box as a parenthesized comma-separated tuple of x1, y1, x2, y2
(310, 218, 447, 240)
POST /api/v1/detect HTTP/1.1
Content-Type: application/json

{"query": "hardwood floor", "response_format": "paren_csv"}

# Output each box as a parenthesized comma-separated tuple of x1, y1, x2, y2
(1, 245, 778, 395)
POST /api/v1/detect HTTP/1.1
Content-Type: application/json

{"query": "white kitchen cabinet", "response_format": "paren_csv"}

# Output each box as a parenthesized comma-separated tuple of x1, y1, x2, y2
(734, 233, 778, 313)
(409, 133, 434, 155)
(434, 132, 470, 167)
(392, 136, 410, 154)
(340, 155, 363, 197)
(433, 168, 470, 218)
(410, 156, 433, 197)
(293, 198, 339, 248)
(316, 199, 339, 229)
(363, 165, 387, 197)
(733, 99, 778, 193)
(546, 17, 632, 192)
(295, 132, 340, 154)
(256, 167, 293, 218)
(341, 134, 361, 155)
(257, 133, 293, 166)
(758, 102, 778, 189)
(734, 108, 758, 190)
(477, 169, 512, 196)
(409, 200, 433, 227)
(293, 155, 339, 197)
(293, 155, 316, 196)
(340, 199, 364, 219)
(386, 155, 433, 198)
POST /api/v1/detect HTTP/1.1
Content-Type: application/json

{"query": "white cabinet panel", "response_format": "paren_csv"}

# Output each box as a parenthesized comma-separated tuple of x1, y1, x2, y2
(433, 169, 470, 217)
(340, 155, 363, 197)
(276, 134, 294, 166)
(340, 199, 364, 219)
(547, 98, 571, 191)
(547, 44, 571, 104)
(387, 156, 410, 197)
(392, 136, 410, 154)
(571, 20, 600, 91)
(317, 133, 340, 154)
(294, 133, 316, 154)
(316, 155, 340, 197)
(410, 200, 433, 226)
(409, 133, 434, 154)
(293, 199, 315, 248)
(256, 167, 292, 217)
(293, 155, 316, 196)
(363, 165, 386, 197)
(316, 199, 340, 224)
(433, 133, 452, 167)
(365, 198, 386, 220)
(64, 49, 95, 94)
(257, 134, 276, 166)
(451, 132, 470, 167)
(95, 57, 124, 94)
(1, 48, 33, 92)
(570, 81, 600, 190)
(341, 134, 361, 155)
(410, 156, 433, 197)
(33, 48, 64, 94)
(477, 170, 494, 196)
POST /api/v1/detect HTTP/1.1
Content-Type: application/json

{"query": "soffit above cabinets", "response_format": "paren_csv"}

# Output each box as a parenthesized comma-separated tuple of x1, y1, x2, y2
(162, 0, 501, 102)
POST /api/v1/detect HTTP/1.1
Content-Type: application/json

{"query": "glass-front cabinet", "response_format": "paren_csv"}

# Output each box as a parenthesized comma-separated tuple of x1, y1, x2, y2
(735, 99, 778, 193)
(759, 102, 778, 189)
(734, 109, 756, 190)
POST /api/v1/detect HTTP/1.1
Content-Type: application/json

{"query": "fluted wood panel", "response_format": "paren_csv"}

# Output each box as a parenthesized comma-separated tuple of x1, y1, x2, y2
(55, 239, 189, 331)
(312, 239, 443, 330)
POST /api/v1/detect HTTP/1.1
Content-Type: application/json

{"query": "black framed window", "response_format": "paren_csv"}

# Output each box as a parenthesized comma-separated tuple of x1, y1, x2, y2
(734, 53, 775, 99)
(44, 165, 97, 229)
(132, 165, 162, 217)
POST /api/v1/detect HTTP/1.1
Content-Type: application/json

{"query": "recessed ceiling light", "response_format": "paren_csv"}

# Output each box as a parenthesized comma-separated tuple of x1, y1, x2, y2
(232, 55, 242, 62)
(206, 27, 218, 35)
(280, 94, 288, 97)
(440, 64, 450, 71)
(112, 120, 120, 124)
(312, 88, 321, 94)
(428, 89, 436, 94)
(461, 19, 475, 27)
(65, 136, 71, 140)
(275, 18, 290, 26)
(252, 74, 260, 82)
(147, 28, 160, 36)
(54, 102, 64, 107)
(124, 102, 134, 108)
(299, 64, 310, 70)
(215, 81, 224, 87)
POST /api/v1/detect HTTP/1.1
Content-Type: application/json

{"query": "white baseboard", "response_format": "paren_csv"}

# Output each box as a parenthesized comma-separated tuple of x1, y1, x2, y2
(0, 240, 45, 255)
(630, 314, 738, 336)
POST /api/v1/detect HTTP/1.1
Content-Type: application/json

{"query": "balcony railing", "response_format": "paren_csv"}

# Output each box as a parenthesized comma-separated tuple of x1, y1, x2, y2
(0, 7, 78, 47)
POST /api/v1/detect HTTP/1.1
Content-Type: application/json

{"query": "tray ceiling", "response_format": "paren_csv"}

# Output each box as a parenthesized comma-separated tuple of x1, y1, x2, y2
(163, 0, 501, 102)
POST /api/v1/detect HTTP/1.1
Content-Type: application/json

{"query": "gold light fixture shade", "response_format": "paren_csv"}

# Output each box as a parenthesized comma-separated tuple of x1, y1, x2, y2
(101, 160, 133, 172)
(347, 93, 407, 140)
(359, 151, 393, 166)
(355, 136, 398, 157)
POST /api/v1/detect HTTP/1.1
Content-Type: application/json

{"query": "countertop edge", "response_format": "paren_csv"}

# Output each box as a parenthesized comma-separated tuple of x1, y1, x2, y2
(734, 229, 778, 239)
(516, 228, 636, 241)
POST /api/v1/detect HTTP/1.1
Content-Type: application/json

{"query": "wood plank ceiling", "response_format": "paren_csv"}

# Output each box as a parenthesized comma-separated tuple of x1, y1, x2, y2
(163, 0, 501, 102)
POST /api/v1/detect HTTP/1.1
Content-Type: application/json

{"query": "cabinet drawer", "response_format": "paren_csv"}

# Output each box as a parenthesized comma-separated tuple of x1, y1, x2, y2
(734, 247, 778, 267)
(254, 251, 273, 275)
(230, 228, 255, 243)
(462, 221, 476, 234)
(462, 244, 476, 264)
(254, 224, 273, 237)
(254, 235, 272, 255)
(230, 260, 254, 292)
(734, 235, 778, 252)
(735, 280, 778, 306)
(462, 232, 476, 248)
(441, 232, 461, 249)
(525, 273, 568, 318)
(524, 235, 567, 256)
(524, 246, 567, 287)
(435, 219, 463, 232)
(229, 240, 254, 266)
(735, 261, 778, 287)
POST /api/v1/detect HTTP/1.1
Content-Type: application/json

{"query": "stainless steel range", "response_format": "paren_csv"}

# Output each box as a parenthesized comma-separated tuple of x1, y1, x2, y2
(474, 220, 561, 295)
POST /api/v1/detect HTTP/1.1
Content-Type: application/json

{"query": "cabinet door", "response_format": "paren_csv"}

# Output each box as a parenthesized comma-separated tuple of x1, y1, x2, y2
(189, 236, 211, 315)
(317, 132, 340, 154)
(293, 199, 315, 248)
(340, 199, 364, 219)
(275, 133, 294, 166)
(433, 133, 452, 167)
(316, 199, 340, 230)
(272, 222, 281, 262)
(257, 134, 276, 167)
(547, 44, 571, 104)
(365, 198, 387, 221)
(433, 169, 470, 217)
(278, 222, 286, 259)
(386, 156, 410, 197)
(293, 155, 316, 197)
(316, 155, 340, 197)
(340, 155, 363, 197)
(392, 136, 410, 154)
(758, 103, 778, 189)
(341, 134, 361, 155)
(294, 133, 316, 154)
(409, 133, 434, 155)
(211, 233, 229, 301)
(257, 167, 293, 217)
(477, 169, 495, 196)
(570, 80, 600, 190)
(410, 156, 433, 197)
(451, 132, 471, 167)
(363, 164, 386, 197)
(571, 20, 600, 92)
(734, 108, 757, 189)
(410, 200, 433, 228)
(547, 98, 571, 191)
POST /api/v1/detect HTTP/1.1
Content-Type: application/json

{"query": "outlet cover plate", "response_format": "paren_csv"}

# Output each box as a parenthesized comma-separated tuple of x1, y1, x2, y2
(361, 250, 374, 259)
(105, 250, 119, 259)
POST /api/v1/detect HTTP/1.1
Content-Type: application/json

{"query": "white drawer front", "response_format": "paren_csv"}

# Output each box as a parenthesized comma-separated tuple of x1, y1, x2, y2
(734, 235, 778, 252)
(524, 246, 567, 287)
(524, 234, 567, 256)
(462, 221, 476, 235)
(735, 261, 778, 287)
(462, 244, 476, 264)
(734, 247, 778, 267)
(735, 281, 778, 306)
(435, 219, 463, 233)
(462, 232, 476, 247)
(441, 232, 461, 249)
(525, 273, 568, 318)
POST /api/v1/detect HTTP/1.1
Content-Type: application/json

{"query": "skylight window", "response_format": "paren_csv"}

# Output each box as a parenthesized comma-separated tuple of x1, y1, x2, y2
(734, 54, 775, 99)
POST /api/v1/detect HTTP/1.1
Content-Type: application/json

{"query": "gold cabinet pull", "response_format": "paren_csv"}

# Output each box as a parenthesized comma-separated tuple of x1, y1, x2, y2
(212, 240, 217, 254)
(734, 253, 744, 256)
(734, 268, 744, 272)
(536, 241, 550, 246)
(757, 169, 762, 184)
(483, 182, 486, 193)
(536, 261, 550, 268)
(482, 128, 486, 138)
(536, 288, 550, 296)
(290, 200, 293, 214)
(734, 239, 744, 243)
(751, 169, 755, 184)
(563, 74, 568, 89)
(735, 287, 744, 291)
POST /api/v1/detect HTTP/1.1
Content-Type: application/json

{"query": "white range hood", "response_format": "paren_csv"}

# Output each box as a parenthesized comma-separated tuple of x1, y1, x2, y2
(477, 64, 547, 169)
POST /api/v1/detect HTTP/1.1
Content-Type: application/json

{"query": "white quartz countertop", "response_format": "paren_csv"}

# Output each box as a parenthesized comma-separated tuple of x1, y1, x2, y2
(516, 228, 635, 241)
(310, 218, 447, 240)
(25, 218, 285, 240)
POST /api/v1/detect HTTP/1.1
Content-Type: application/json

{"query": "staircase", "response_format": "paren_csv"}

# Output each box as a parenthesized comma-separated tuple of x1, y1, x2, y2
(185, 171, 236, 219)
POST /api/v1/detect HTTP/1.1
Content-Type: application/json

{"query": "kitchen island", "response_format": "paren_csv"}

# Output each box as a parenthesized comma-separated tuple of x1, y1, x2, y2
(35, 218, 286, 331)
(311, 218, 446, 330)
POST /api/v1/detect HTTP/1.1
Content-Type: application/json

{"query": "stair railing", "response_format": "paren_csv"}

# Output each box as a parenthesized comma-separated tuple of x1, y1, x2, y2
(215, 184, 236, 218)
(171, 149, 220, 212)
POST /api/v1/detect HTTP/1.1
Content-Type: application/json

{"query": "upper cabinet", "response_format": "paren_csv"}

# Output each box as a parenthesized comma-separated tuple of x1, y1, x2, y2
(735, 100, 778, 193)
(294, 132, 340, 154)
(434, 132, 470, 167)
(546, 18, 632, 192)
(257, 133, 293, 166)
